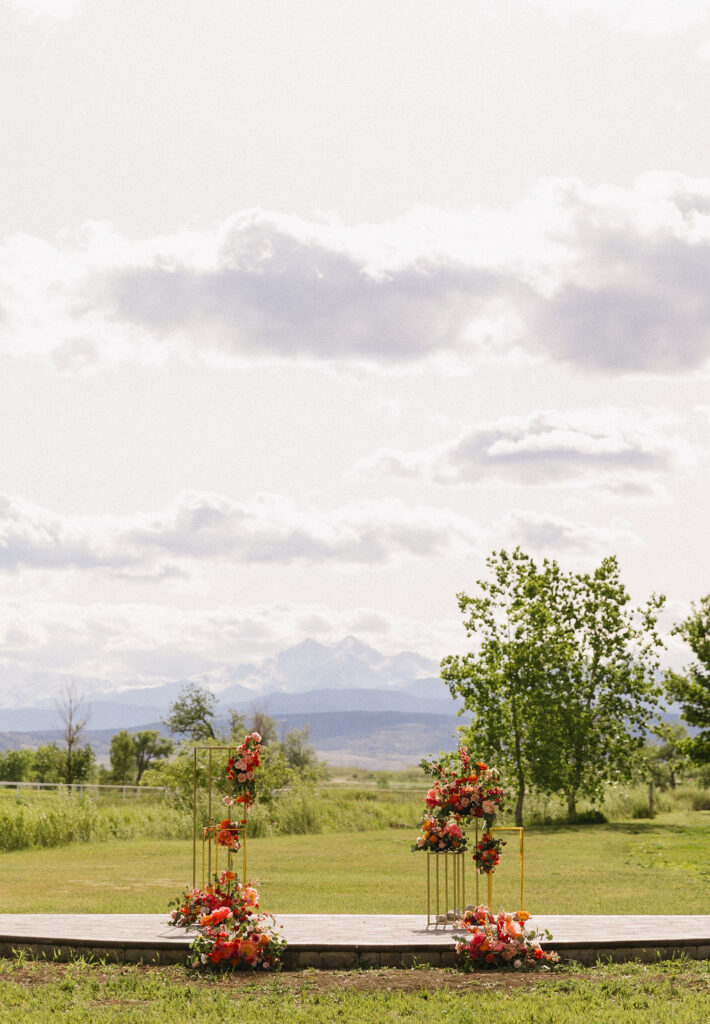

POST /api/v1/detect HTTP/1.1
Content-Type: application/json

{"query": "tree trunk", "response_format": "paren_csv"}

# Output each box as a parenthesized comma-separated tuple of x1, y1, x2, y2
(648, 779, 655, 819)
(567, 790, 577, 820)
(514, 782, 525, 827)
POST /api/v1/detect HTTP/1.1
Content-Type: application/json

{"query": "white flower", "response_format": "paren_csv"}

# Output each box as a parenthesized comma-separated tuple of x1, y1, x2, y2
(514, 959, 522, 969)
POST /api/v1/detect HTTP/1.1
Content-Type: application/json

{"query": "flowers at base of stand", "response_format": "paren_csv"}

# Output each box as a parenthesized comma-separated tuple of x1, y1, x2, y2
(168, 873, 286, 970)
(412, 815, 467, 853)
(455, 906, 559, 970)
(168, 870, 259, 929)
(472, 832, 505, 874)
(225, 732, 262, 808)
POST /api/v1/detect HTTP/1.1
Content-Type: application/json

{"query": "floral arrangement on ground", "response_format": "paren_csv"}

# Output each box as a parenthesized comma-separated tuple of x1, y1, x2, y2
(169, 870, 287, 970)
(455, 906, 559, 970)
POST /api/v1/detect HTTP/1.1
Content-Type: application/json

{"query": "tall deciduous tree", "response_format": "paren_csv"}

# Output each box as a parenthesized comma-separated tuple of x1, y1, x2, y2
(536, 556, 665, 818)
(55, 682, 92, 785)
(441, 548, 563, 826)
(163, 684, 217, 741)
(441, 549, 665, 824)
(133, 730, 173, 782)
(665, 595, 710, 764)
(109, 730, 137, 785)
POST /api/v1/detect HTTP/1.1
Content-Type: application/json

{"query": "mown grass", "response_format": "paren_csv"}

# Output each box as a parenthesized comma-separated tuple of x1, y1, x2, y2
(2, 812, 709, 915)
(0, 958, 708, 1023)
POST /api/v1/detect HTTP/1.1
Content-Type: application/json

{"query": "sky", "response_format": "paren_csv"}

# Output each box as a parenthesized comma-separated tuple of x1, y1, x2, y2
(1, 0, 709, 699)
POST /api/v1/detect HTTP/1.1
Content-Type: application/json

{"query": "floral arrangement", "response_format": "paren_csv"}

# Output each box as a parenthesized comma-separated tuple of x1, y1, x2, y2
(412, 815, 467, 853)
(420, 747, 505, 827)
(472, 832, 505, 874)
(215, 818, 241, 851)
(414, 745, 506, 875)
(455, 905, 559, 970)
(223, 732, 262, 809)
(168, 870, 287, 970)
(168, 869, 257, 928)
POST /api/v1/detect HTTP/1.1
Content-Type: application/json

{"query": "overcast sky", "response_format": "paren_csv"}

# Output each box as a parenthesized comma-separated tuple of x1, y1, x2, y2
(1, 0, 709, 697)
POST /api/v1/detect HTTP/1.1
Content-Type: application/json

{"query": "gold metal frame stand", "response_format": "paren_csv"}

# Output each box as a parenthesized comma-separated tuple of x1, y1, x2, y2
(426, 851, 467, 925)
(192, 745, 249, 887)
(425, 825, 525, 926)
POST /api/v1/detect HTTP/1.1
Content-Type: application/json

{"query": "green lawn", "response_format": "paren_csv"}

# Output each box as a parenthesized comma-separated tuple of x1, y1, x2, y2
(2, 814, 709, 915)
(0, 959, 709, 1023)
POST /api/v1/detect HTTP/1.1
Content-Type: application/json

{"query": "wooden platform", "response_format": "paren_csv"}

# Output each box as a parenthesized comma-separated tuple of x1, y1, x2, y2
(2, 914, 710, 968)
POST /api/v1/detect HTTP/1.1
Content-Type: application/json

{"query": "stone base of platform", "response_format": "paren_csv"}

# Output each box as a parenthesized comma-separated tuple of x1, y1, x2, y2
(1, 914, 709, 968)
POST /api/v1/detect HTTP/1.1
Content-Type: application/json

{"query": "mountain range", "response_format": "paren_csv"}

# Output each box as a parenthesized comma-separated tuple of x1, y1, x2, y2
(0, 637, 467, 768)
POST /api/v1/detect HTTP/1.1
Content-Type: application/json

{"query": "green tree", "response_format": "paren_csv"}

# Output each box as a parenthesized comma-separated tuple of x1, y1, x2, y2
(250, 710, 279, 746)
(442, 549, 665, 824)
(537, 556, 665, 818)
(163, 684, 217, 741)
(665, 595, 710, 764)
(282, 724, 319, 771)
(133, 730, 173, 782)
(109, 730, 137, 785)
(55, 682, 91, 785)
(648, 723, 690, 790)
(0, 749, 34, 781)
(30, 742, 67, 782)
(441, 548, 563, 826)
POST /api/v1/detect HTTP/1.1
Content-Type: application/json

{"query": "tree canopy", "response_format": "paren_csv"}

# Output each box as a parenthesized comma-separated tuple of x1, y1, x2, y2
(441, 548, 665, 824)
(163, 683, 218, 741)
(665, 595, 710, 764)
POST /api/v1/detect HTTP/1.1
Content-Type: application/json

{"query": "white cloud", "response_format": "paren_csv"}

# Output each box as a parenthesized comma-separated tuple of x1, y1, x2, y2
(0, 598, 460, 688)
(2, 175, 709, 375)
(529, 0, 710, 37)
(358, 408, 693, 496)
(503, 509, 641, 557)
(5, 0, 85, 21)
(0, 490, 484, 576)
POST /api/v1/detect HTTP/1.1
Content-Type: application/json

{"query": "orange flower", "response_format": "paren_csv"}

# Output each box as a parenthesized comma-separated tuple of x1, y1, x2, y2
(517, 910, 530, 921)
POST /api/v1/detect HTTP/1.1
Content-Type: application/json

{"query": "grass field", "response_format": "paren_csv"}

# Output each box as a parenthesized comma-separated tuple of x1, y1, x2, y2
(0, 958, 709, 1023)
(1, 811, 709, 915)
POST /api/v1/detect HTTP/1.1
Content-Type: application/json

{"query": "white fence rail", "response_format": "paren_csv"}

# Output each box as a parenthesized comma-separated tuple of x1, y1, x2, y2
(0, 780, 169, 798)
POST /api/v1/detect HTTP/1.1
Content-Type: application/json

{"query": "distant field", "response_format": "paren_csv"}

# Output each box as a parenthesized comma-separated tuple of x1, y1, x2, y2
(1, 812, 709, 916)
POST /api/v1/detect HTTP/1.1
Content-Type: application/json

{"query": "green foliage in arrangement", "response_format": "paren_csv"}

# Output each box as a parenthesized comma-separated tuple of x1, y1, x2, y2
(442, 548, 665, 825)
(666, 594, 710, 765)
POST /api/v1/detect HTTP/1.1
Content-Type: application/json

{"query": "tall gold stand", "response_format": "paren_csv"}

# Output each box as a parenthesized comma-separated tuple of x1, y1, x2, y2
(426, 852, 468, 925)
(192, 745, 249, 886)
(487, 826, 525, 910)
(425, 824, 525, 925)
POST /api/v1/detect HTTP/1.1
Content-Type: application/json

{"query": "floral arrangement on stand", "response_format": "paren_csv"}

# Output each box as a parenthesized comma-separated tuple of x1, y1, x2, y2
(168, 732, 287, 971)
(455, 905, 559, 970)
(412, 815, 467, 852)
(472, 832, 505, 874)
(169, 869, 287, 970)
(214, 819, 241, 851)
(413, 745, 506, 874)
(223, 731, 262, 809)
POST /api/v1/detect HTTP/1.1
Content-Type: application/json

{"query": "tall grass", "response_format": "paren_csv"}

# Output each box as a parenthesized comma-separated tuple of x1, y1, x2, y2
(0, 793, 192, 852)
(1, 779, 708, 853)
